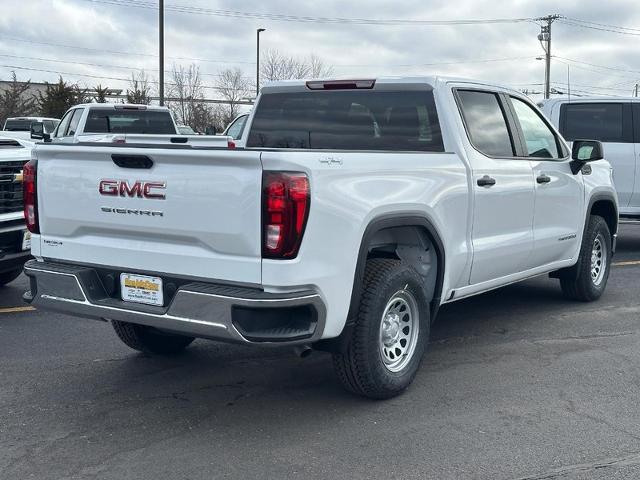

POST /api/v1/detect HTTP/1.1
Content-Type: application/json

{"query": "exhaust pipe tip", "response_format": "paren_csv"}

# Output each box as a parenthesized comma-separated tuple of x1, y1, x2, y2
(294, 345, 313, 359)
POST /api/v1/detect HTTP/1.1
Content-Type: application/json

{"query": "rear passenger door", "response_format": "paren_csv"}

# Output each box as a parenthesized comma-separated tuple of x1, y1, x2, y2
(456, 89, 535, 285)
(560, 102, 634, 208)
(508, 96, 583, 267)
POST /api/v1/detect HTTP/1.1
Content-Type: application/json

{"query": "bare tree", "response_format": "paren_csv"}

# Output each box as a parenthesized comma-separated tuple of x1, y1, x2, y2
(215, 68, 251, 126)
(0, 72, 36, 125)
(309, 54, 334, 78)
(126, 71, 152, 105)
(260, 50, 333, 84)
(167, 64, 217, 132)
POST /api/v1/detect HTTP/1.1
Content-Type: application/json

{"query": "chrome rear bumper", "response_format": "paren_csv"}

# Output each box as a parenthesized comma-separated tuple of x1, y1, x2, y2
(23, 260, 326, 345)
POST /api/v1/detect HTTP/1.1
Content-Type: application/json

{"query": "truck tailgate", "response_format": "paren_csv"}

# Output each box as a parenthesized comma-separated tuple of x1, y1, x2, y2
(35, 145, 263, 284)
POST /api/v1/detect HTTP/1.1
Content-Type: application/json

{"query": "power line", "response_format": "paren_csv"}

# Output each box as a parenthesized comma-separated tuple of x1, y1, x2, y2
(558, 19, 640, 36)
(554, 55, 640, 75)
(332, 56, 538, 68)
(0, 35, 255, 65)
(0, 35, 536, 70)
(0, 53, 253, 79)
(0, 64, 249, 92)
(80, 0, 535, 25)
(562, 17, 640, 34)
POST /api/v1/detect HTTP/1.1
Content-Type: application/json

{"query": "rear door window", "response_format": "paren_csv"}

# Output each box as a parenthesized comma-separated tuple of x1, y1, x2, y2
(561, 103, 625, 142)
(247, 90, 444, 152)
(457, 90, 515, 157)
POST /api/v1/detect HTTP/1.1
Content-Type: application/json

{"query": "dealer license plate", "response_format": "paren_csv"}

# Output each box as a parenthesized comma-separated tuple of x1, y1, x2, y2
(120, 273, 164, 306)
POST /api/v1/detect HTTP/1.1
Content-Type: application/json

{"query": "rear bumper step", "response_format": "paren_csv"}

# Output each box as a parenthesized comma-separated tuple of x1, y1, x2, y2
(23, 260, 326, 345)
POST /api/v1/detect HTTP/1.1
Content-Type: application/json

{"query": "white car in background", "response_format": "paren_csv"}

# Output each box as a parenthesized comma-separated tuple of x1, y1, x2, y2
(540, 98, 640, 218)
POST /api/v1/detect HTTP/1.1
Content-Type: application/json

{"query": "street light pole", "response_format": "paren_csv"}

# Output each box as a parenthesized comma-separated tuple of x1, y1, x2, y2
(159, 0, 165, 105)
(256, 28, 266, 97)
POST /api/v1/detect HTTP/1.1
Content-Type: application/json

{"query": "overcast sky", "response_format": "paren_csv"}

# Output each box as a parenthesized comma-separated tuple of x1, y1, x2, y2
(1, 0, 639, 101)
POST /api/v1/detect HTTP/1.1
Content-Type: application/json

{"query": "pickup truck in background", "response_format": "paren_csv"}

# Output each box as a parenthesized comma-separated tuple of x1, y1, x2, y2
(540, 98, 640, 218)
(3, 116, 59, 141)
(30, 103, 179, 143)
(24, 77, 618, 399)
(0, 137, 34, 285)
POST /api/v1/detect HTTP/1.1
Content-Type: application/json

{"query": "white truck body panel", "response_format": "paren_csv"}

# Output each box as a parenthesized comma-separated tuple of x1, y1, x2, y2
(35, 146, 263, 284)
(27, 76, 618, 343)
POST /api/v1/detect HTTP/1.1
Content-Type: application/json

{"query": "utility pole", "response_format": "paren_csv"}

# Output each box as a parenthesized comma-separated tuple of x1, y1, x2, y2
(635, 83, 639, 97)
(537, 14, 562, 100)
(159, 0, 165, 106)
(256, 28, 266, 97)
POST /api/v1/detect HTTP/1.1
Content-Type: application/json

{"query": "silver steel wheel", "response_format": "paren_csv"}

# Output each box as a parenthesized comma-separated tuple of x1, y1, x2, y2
(379, 289, 419, 373)
(591, 233, 607, 286)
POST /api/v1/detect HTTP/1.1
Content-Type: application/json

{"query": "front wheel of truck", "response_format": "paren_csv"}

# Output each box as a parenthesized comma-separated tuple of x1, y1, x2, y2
(332, 259, 431, 399)
(559, 214, 612, 302)
(111, 320, 195, 355)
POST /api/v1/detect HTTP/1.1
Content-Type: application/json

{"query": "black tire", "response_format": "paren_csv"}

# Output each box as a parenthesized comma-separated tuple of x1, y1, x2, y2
(560, 215, 612, 302)
(332, 259, 431, 399)
(0, 268, 23, 286)
(111, 320, 195, 355)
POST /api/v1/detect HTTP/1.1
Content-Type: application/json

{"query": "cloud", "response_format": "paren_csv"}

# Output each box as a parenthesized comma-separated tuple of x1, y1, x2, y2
(1, 0, 639, 100)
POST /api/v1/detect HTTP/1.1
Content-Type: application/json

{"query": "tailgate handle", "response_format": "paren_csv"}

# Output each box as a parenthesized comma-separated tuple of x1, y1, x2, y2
(111, 154, 153, 169)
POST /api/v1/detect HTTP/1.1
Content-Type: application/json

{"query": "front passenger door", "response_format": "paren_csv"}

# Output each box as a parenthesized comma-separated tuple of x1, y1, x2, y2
(508, 96, 584, 267)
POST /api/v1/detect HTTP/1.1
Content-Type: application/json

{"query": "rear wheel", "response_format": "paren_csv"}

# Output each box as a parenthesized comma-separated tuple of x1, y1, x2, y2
(111, 320, 195, 355)
(0, 268, 23, 286)
(332, 259, 430, 399)
(560, 215, 612, 302)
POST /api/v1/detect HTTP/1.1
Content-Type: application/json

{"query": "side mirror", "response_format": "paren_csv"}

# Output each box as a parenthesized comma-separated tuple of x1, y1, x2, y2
(205, 125, 217, 135)
(30, 122, 44, 140)
(570, 140, 604, 174)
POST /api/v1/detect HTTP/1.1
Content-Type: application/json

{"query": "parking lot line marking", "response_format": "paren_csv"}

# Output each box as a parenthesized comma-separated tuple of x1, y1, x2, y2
(0, 306, 35, 314)
(612, 260, 640, 267)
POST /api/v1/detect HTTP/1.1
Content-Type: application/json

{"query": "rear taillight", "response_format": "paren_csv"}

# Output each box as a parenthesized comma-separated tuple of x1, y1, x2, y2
(23, 159, 39, 234)
(262, 172, 310, 259)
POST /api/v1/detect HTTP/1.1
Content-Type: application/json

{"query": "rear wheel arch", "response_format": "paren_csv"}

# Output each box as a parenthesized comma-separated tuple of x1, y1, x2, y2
(348, 214, 445, 323)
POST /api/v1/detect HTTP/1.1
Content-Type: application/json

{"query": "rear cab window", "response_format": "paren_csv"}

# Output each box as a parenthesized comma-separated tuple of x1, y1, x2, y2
(4, 119, 34, 131)
(247, 89, 444, 152)
(84, 109, 177, 134)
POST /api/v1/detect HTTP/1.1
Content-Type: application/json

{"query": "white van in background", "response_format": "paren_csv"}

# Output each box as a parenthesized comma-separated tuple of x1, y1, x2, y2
(540, 98, 640, 218)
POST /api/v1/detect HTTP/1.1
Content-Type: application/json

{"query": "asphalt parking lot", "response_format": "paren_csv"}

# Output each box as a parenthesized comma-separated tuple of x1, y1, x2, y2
(1, 224, 639, 480)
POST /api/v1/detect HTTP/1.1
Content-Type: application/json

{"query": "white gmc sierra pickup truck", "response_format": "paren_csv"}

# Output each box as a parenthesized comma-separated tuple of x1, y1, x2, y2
(23, 77, 618, 399)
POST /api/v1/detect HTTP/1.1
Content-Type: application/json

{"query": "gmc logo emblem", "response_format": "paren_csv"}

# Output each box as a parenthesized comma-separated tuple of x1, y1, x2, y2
(99, 180, 166, 200)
